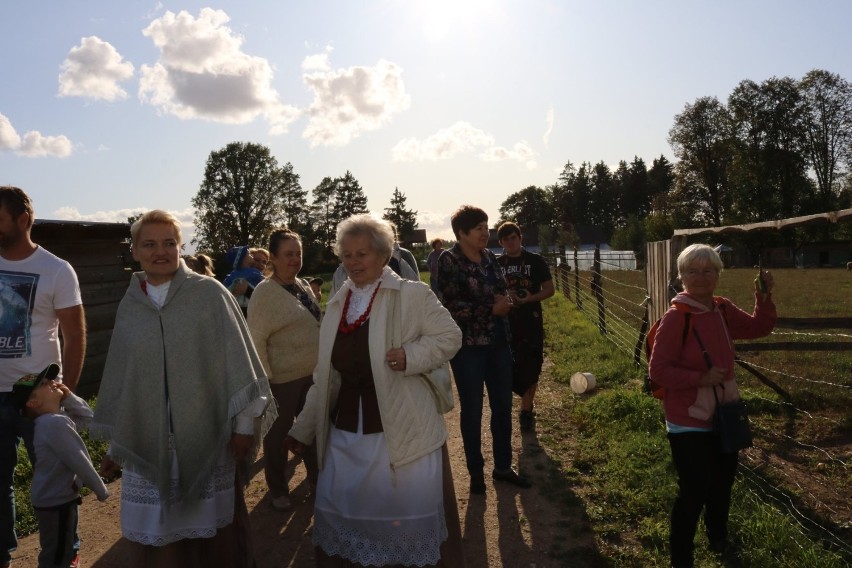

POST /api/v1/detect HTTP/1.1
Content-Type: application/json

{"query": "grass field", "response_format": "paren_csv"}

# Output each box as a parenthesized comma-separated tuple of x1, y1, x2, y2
(542, 267, 851, 565)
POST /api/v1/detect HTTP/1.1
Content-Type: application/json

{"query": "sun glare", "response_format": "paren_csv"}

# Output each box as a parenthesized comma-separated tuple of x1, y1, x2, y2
(415, 0, 503, 43)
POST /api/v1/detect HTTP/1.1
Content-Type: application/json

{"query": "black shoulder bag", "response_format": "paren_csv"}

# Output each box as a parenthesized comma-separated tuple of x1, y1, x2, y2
(692, 327, 753, 453)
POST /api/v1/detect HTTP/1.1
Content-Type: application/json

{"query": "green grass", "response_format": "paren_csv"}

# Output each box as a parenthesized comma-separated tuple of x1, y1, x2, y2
(539, 293, 850, 566)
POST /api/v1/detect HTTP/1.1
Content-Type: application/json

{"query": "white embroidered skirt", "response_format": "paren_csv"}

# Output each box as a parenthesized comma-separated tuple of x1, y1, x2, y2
(120, 442, 235, 547)
(313, 425, 447, 566)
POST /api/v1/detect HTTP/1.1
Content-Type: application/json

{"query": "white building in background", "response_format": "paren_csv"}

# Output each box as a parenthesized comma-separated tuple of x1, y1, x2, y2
(568, 249, 637, 271)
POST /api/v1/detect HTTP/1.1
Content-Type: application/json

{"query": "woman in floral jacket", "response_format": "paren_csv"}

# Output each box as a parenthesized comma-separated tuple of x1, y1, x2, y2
(437, 205, 532, 495)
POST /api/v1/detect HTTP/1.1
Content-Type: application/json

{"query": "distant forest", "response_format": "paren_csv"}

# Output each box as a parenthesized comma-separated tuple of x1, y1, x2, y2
(497, 69, 852, 254)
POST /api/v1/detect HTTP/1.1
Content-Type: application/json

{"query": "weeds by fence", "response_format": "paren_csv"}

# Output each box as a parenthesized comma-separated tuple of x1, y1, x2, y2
(548, 251, 851, 562)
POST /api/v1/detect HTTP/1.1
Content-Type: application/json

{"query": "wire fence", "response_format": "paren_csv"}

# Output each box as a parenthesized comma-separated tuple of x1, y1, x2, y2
(547, 248, 852, 561)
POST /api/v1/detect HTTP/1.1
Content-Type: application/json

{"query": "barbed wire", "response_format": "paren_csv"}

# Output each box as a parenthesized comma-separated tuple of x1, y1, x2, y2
(734, 356, 851, 390)
(742, 392, 843, 426)
(565, 266, 650, 293)
(771, 329, 852, 339)
(738, 460, 852, 561)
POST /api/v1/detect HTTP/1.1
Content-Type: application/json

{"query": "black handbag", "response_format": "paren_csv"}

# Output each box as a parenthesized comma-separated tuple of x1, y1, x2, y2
(713, 387, 753, 453)
(691, 325, 754, 454)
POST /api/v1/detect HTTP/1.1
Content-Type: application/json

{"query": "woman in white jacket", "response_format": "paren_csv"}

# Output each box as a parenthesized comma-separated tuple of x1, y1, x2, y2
(287, 214, 464, 567)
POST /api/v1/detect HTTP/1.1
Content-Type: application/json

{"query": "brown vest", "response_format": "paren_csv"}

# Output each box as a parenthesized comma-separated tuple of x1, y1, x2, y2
(330, 320, 383, 434)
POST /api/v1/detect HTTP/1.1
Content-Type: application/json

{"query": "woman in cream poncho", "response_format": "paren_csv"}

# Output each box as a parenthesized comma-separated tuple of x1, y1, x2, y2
(92, 210, 277, 567)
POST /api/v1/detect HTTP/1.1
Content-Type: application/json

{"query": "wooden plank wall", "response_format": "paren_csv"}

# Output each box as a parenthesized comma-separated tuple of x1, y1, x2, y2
(33, 223, 132, 398)
(644, 236, 686, 323)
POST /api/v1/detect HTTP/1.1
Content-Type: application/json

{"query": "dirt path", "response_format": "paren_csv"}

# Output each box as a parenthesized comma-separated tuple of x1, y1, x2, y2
(12, 367, 602, 567)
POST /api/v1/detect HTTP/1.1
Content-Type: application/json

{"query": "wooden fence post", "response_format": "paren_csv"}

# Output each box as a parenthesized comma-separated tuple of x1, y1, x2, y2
(592, 244, 606, 335)
(573, 246, 581, 310)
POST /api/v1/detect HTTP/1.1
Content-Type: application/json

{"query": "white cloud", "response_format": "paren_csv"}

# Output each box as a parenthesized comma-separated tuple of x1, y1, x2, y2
(58, 36, 135, 101)
(0, 113, 21, 150)
(52, 206, 148, 223)
(543, 105, 554, 148)
(18, 132, 73, 158)
(480, 141, 538, 170)
(138, 8, 299, 134)
(0, 113, 72, 158)
(302, 58, 411, 146)
(302, 46, 332, 72)
(369, 208, 454, 241)
(52, 206, 197, 249)
(414, 210, 455, 240)
(391, 121, 494, 162)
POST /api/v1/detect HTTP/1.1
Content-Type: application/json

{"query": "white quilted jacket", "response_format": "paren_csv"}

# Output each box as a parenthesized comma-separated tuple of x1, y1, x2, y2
(289, 267, 462, 470)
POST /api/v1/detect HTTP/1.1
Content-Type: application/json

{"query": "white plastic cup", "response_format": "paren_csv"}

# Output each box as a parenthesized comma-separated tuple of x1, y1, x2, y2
(570, 372, 597, 394)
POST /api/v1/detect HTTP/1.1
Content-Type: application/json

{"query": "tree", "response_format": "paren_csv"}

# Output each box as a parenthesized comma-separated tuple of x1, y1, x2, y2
(615, 156, 650, 223)
(554, 161, 593, 227)
(800, 69, 852, 209)
(668, 96, 733, 225)
(383, 187, 418, 238)
(726, 77, 811, 220)
(278, 165, 311, 233)
(191, 142, 301, 252)
(497, 185, 554, 231)
(647, 155, 676, 210)
(589, 161, 616, 236)
(310, 176, 338, 250)
(333, 171, 369, 221)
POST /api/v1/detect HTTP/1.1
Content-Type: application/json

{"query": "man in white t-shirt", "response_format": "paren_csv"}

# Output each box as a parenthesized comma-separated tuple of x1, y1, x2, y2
(0, 186, 86, 568)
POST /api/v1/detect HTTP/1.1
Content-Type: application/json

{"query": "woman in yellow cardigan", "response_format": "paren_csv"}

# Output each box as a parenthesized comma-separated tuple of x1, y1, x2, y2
(247, 228, 321, 511)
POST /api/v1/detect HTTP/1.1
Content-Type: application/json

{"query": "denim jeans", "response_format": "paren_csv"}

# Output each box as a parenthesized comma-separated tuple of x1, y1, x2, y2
(450, 341, 514, 475)
(668, 431, 738, 567)
(0, 392, 35, 564)
(34, 499, 79, 568)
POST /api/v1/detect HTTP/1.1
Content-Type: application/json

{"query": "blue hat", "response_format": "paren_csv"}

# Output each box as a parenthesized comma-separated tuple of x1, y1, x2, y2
(225, 246, 250, 271)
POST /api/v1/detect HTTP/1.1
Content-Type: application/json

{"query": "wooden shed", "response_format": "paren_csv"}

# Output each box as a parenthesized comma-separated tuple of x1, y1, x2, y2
(32, 220, 132, 398)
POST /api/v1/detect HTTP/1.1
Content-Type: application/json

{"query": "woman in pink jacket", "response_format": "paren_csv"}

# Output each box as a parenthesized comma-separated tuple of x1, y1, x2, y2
(649, 244, 776, 568)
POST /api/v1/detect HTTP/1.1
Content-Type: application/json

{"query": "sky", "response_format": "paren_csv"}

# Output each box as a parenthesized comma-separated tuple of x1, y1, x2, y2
(2, 0, 851, 248)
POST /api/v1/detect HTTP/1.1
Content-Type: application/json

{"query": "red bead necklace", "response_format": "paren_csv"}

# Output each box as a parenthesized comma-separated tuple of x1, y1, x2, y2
(338, 282, 381, 334)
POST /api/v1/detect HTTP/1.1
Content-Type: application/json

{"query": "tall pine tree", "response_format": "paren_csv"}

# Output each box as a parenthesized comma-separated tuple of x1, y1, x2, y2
(333, 171, 369, 221)
(382, 187, 418, 238)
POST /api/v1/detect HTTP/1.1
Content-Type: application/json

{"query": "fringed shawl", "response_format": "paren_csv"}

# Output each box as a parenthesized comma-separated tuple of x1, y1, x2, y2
(91, 263, 277, 505)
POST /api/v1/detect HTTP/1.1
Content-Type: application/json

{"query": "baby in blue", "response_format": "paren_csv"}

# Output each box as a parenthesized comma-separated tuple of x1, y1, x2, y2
(223, 245, 264, 315)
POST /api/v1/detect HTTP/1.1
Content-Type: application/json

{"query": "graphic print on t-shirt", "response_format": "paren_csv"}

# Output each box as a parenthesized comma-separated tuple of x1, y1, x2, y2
(0, 270, 39, 357)
(501, 258, 532, 295)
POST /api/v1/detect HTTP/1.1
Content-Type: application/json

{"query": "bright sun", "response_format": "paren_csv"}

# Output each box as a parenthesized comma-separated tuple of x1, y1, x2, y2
(416, 0, 500, 43)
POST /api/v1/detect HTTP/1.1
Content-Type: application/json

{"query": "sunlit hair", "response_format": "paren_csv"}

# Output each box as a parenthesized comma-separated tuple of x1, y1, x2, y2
(450, 205, 488, 239)
(333, 214, 394, 263)
(130, 210, 182, 246)
(0, 186, 35, 229)
(267, 228, 301, 257)
(431, 238, 443, 249)
(194, 253, 215, 276)
(497, 221, 521, 240)
(250, 247, 270, 259)
(677, 244, 724, 277)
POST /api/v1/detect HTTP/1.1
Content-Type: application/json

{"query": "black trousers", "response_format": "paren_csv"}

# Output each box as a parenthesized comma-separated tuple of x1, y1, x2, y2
(667, 431, 738, 567)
